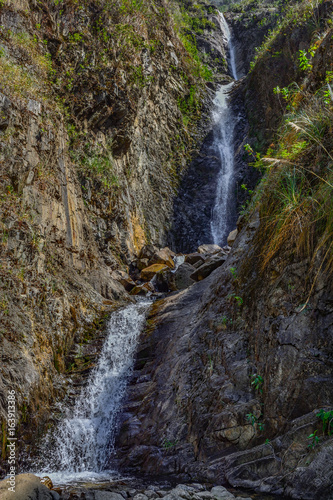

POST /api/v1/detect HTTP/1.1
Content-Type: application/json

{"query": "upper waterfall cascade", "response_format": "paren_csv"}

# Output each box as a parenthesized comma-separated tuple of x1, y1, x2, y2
(218, 13, 238, 80)
(210, 14, 239, 246)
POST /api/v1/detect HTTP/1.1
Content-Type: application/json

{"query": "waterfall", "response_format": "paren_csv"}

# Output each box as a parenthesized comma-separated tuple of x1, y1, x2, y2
(218, 13, 238, 80)
(210, 13, 239, 246)
(36, 299, 151, 484)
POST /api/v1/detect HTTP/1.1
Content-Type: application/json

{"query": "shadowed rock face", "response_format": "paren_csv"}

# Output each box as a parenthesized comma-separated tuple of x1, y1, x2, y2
(168, 86, 253, 253)
(116, 209, 333, 498)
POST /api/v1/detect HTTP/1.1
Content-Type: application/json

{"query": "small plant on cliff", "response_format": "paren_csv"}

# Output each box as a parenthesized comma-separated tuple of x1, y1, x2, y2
(163, 438, 178, 450)
(251, 374, 264, 393)
(307, 430, 319, 449)
(317, 409, 333, 436)
(227, 293, 243, 306)
(299, 50, 312, 72)
(208, 354, 214, 372)
(229, 267, 238, 279)
(246, 412, 257, 426)
(221, 315, 232, 325)
(246, 412, 265, 431)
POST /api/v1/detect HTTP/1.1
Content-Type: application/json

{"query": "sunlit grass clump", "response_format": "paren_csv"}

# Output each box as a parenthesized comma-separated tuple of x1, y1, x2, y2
(251, 78, 333, 302)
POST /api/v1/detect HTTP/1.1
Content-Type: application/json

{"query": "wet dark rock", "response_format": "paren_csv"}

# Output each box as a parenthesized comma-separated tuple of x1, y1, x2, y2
(117, 209, 333, 498)
(168, 129, 223, 253)
(172, 263, 196, 290)
(155, 263, 196, 292)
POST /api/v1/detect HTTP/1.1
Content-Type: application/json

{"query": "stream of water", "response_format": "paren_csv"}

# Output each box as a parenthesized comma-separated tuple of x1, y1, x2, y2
(210, 13, 239, 246)
(35, 299, 151, 485)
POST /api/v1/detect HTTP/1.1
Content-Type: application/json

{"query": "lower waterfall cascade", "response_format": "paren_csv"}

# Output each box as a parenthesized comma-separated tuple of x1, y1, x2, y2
(35, 299, 151, 484)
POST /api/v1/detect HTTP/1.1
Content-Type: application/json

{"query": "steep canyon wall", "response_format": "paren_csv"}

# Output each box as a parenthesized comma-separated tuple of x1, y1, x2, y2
(0, 0, 227, 470)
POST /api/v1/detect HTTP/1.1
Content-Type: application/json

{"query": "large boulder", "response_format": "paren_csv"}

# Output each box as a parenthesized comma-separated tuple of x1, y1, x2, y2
(171, 263, 196, 290)
(149, 247, 175, 269)
(155, 263, 195, 292)
(111, 269, 136, 292)
(197, 244, 222, 255)
(0, 474, 59, 500)
(185, 253, 205, 266)
(94, 493, 127, 500)
(227, 229, 238, 247)
(140, 264, 169, 281)
(190, 255, 227, 281)
(210, 486, 235, 499)
(139, 244, 159, 260)
(136, 258, 149, 271)
(130, 283, 155, 296)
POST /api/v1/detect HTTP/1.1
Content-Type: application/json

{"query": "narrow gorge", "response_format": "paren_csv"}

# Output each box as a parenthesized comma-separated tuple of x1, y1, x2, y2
(0, 1, 332, 500)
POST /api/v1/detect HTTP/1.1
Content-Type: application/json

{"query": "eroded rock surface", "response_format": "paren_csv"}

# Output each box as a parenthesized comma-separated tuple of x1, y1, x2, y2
(116, 209, 333, 499)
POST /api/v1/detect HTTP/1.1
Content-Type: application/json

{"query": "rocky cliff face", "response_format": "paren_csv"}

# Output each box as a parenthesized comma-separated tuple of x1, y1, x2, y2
(115, 1, 333, 498)
(1, 0, 332, 498)
(0, 0, 227, 469)
(168, 84, 254, 253)
(117, 213, 333, 499)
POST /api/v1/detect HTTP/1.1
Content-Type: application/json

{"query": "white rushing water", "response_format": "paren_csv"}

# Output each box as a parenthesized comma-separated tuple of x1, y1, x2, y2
(218, 12, 238, 80)
(36, 299, 151, 484)
(210, 14, 239, 246)
(172, 254, 185, 272)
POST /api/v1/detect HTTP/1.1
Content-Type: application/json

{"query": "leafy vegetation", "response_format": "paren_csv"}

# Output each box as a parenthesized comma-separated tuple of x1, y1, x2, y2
(172, 1, 215, 81)
(250, 81, 333, 291)
(317, 409, 333, 436)
(307, 429, 319, 449)
(251, 374, 263, 393)
(246, 412, 265, 431)
(237, 0, 333, 311)
(245, 0, 324, 72)
(71, 142, 119, 191)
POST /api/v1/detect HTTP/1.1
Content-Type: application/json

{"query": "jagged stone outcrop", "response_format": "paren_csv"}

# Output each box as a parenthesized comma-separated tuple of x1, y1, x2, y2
(116, 204, 333, 498)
